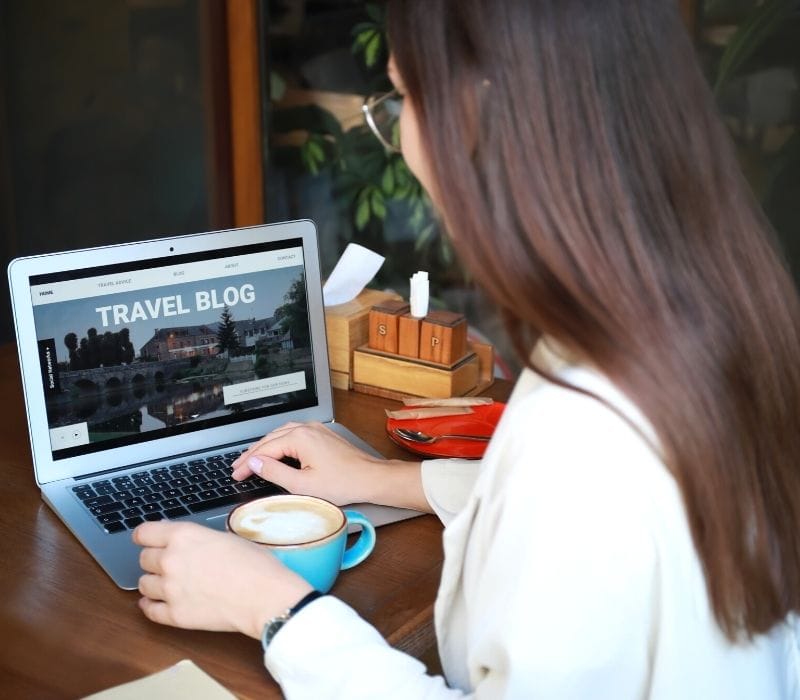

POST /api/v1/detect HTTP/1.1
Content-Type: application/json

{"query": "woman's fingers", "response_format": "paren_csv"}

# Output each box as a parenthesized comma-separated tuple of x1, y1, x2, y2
(138, 572, 166, 601)
(139, 546, 164, 575)
(138, 597, 176, 627)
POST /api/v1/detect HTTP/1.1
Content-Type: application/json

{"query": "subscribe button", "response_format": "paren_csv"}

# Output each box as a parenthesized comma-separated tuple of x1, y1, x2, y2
(223, 371, 306, 405)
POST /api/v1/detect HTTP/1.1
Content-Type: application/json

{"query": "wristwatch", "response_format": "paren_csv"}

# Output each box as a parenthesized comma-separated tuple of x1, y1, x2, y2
(261, 590, 325, 651)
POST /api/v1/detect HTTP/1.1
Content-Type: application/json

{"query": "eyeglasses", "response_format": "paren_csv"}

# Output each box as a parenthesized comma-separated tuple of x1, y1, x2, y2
(362, 89, 403, 153)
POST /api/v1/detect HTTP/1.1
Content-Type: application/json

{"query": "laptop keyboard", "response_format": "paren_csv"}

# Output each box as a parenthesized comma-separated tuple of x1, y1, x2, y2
(71, 450, 284, 534)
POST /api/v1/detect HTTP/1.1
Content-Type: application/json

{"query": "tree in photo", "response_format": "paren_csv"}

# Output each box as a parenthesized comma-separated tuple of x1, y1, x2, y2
(64, 332, 81, 370)
(277, 275, 309, 349)
(215, 306, 240, 356)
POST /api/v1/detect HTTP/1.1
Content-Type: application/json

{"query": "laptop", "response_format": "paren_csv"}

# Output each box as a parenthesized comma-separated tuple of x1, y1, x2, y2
(8, 219, 421, 590)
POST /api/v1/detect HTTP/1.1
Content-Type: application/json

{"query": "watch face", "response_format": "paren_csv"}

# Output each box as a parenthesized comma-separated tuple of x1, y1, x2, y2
(262, 615, 289, 651)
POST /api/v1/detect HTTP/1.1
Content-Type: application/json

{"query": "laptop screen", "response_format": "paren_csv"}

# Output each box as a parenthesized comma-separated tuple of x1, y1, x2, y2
(28, 238, 318, 461)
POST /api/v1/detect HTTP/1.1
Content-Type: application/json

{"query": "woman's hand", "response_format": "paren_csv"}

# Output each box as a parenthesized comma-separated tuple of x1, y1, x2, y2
(231, 422, 430, 512)
(134, 520, 312, 639)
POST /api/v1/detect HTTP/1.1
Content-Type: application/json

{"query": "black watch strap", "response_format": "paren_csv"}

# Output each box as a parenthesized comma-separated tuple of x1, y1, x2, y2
(289, 589, 325, 616)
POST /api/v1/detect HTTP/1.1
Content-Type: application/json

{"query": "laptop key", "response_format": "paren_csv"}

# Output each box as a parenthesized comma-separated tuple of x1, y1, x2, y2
(161, 498, 181, 509)
(187, 485, 283, 514)
(124, 516, 144, 528)
(91, 501, 125, 516)
(143, 512, 163, 521)
(84, 494, 114, 508)
(103, 521, 127, 534)
(142, 503, 161, 513)
(121, 507, 142, 518)
(198, 489, 218, 501)
(164, 506, 190, 519)
(73, 488, 97, 500)
(97, 512, 122, 524)
(143, 493, 161, 503)
(94, 485, 117, 496)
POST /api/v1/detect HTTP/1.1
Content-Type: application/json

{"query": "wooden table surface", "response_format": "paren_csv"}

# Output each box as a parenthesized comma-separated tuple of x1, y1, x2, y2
(0, 342, 510, 699)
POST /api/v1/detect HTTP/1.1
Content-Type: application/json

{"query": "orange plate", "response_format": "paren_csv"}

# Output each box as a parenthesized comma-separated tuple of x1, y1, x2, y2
(386, 402, 506, 459)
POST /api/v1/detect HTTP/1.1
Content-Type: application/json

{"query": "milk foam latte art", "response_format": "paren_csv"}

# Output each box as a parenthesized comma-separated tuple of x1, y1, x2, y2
(230, 496, 344, 545)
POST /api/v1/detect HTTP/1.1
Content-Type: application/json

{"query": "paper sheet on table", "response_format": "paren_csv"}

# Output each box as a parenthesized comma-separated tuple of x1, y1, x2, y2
(322, 243, 385, 306)
(81, 659, 237, 700)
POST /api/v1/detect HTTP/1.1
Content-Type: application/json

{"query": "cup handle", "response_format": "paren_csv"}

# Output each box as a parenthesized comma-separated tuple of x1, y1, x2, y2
(341, 511, 376, 570)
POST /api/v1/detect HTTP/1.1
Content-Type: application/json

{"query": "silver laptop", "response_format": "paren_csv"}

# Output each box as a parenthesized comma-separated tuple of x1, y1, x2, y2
(8, 220, 420, 589)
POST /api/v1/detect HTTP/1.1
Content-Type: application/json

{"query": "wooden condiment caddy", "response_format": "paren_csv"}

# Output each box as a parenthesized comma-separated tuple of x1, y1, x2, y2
(352, 305, 494, 400)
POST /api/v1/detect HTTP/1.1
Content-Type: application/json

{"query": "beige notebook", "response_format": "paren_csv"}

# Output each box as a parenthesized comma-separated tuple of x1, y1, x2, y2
(81, 659, 238, 700)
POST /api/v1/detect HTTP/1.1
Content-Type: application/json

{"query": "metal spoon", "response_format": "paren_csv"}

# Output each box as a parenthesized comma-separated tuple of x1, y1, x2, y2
(393, 427, 491, 444)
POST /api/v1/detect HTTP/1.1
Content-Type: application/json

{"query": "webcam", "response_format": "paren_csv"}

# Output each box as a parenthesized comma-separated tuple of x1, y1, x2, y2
(169, 246, 174, 252)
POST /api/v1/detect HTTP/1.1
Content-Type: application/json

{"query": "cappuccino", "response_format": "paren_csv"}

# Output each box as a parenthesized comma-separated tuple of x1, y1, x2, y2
(230, 495, 343, 545)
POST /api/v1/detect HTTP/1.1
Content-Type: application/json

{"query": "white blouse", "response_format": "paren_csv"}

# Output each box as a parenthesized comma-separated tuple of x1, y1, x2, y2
(266, 366, 800, 699)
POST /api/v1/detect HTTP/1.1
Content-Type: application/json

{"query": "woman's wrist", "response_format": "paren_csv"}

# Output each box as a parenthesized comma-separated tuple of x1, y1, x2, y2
(362, 458, 431, 512)
(245, 575, 314, 640)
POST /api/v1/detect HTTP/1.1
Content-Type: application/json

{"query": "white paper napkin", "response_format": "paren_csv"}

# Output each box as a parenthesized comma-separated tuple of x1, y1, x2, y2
(322, 243, 385, 306)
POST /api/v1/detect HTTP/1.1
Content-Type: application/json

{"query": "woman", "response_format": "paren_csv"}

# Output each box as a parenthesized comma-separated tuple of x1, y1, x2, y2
(134, 1, 800, 697)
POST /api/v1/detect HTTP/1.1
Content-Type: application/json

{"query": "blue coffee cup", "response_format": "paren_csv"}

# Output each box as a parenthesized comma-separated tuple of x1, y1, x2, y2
(227, 494, 376, 593)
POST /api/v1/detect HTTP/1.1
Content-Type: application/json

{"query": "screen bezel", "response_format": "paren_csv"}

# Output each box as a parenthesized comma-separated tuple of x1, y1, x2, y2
(8, 220, 334, 485)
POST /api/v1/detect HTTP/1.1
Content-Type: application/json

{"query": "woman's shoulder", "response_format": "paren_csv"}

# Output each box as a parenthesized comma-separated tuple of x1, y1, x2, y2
(487, 365, 678, 520)
(502, 365, 660, 460)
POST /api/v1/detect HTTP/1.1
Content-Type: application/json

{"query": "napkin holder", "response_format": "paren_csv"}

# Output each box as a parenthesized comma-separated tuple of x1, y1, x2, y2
(325, 288, 403, 389)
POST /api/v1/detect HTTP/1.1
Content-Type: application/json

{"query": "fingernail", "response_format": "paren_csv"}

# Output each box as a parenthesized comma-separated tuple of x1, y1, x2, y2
(247, 456, 263, 474)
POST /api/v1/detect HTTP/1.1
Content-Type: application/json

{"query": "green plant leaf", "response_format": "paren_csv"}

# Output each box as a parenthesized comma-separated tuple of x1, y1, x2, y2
(269, 71, 286, 102)
(370, 189, 387, 219)
(300, 142, 319, 175)
(307, 138, 325, 163)
(413, 224, 434, 251)
(381, 165, 395, 194)
(714, 0, 796, 92)
(355, 197, 371, 230)
(365, 33, 382, 68)
(352, 27, 377, 51)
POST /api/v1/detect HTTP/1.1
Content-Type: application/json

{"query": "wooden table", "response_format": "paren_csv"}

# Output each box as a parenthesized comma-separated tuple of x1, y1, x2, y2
(0, 342, 509, 699)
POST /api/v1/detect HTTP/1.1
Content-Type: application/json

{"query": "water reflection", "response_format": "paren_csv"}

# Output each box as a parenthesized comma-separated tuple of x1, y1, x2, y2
(47, 379, 251, 439)
(46, 365, 316, 441)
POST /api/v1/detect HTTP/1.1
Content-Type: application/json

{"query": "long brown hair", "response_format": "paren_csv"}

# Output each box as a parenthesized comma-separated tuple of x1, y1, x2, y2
(388, 0, 800, 640)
